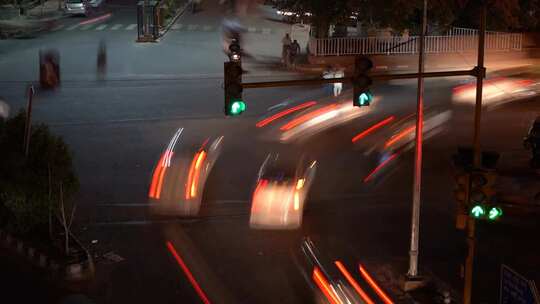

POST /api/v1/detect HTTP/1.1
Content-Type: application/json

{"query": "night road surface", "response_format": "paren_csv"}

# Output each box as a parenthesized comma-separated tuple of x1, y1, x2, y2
(1, 0, 540, 303)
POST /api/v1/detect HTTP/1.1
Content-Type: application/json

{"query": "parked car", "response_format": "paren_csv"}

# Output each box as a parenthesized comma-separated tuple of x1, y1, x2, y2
(87, 0, 104, 8)
(64, 0, 88, 15)
(64, 0, 103, 16)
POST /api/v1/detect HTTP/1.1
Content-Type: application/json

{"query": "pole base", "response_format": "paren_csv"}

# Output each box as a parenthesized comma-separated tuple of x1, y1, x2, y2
(400, 274, 427, 292)
(136, 35, 156, 43)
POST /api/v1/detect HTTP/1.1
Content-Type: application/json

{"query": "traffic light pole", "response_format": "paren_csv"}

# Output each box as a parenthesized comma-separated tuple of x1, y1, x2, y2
(230, 7, 488, 297)
(464, 5, 486, 304)
(407, 0, 427, 280)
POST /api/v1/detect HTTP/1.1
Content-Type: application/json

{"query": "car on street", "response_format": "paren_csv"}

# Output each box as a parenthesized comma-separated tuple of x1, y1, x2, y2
(250, 153, 317, 229)
(148, 130, 224, 217)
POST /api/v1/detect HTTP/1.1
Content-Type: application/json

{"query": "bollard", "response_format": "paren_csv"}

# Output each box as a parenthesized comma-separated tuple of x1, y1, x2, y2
(16, 241, 24, 253)
(39, 254, 47, 267)
(28, 247, 35, 259)
(5, 234, 12, 245)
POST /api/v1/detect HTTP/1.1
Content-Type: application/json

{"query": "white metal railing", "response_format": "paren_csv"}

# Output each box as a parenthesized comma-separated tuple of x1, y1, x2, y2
(308, 27, 522, 56)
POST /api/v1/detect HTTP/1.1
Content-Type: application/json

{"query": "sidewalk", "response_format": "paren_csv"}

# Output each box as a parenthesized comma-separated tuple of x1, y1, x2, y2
(0, 0, 65, 38)
(289, 49, 540, 76)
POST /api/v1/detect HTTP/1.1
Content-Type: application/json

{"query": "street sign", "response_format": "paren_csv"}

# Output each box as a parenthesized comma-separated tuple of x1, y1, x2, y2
(500, 264, 539, 304)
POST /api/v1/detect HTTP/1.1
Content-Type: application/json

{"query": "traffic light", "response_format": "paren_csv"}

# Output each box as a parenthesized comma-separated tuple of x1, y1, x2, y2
(229, 39, 241, 62)
(224, 61, 245, 116)
(353, 56, 373, 107)
(468, 169, 502, 220)
(454, 171, 471, 229)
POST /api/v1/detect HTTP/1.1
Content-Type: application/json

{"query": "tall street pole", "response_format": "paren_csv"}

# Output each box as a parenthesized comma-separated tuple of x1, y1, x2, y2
(407, 0, 427, 279)
(464, 4, 486, 304)
(24, 85, 35, 157)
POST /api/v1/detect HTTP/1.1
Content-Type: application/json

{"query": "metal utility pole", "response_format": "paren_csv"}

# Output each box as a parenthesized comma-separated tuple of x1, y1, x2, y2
(24, 85, 35, 157)
(464, 4, 486, 304)
(407, 0, 427, 279)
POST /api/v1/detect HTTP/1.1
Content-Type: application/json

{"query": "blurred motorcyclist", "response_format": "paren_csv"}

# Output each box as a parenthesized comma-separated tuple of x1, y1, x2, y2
(221, 16, 245, 57)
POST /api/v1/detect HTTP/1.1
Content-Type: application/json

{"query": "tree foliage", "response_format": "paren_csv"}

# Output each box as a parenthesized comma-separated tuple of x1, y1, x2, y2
(0, 111, 79, 234)
(276, 0, 351, 37)
(278, 0, 539, 37)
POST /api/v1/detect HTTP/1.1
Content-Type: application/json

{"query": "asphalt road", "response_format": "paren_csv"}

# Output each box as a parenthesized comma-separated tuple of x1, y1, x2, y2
(1, 0, 540, 303)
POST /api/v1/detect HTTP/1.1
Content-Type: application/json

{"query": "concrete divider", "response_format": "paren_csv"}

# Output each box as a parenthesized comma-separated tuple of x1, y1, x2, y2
(0, 226, 94, 282)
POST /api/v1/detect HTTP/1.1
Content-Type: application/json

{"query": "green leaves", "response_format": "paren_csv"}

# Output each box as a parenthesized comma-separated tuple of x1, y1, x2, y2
(0, 111, 79, 234)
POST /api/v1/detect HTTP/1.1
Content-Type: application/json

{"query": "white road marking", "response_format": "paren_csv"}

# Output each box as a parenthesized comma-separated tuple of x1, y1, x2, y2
(80, 24, 94, 30)
(171, 23, 182, 30)
(396, 65, 409, 69)
(111, 24, 123, 30)
(202, 25, 211, 31)
(247, 27, 256, 32)
(267, 102, 289, 111)
(95, 24, 107, 31)
(125, 24, 137, 30)
(262, 28, 271, 34)
(187, 24, 198, 30)
(51, 24, 64, 31)
(375, 65, 388, 69)
(66, 24, 80, 30)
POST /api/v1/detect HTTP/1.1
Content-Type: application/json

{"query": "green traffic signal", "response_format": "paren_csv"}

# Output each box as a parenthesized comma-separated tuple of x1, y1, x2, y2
(354, 91, 373, 107)
(488, 206, 503, 220)
(358, 92, 373, 106)
(228, 99, 246, 115)
(470, 205, 486, 218)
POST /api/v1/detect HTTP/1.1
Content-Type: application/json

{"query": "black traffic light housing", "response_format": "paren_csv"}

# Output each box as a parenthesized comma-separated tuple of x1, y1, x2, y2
(468, 169, 502, 220)
(452, 147, 502, 224)
(454, 170, 471, 229)
(353, 56, 373, 107)
(229, 38, 241, 62)
(224, 61, 245, 116)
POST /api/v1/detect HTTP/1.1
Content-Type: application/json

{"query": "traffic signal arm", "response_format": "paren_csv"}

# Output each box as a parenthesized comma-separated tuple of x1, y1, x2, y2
(241, 68, 479, 89)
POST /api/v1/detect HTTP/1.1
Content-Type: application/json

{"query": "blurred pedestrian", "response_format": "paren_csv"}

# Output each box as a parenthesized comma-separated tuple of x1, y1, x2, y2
(322, 65, 334, 95)
(97, 40, 107, 80)
(281, 33, 292, 65)
(289, 39, 300, 67)
(333, 66, 344, 97)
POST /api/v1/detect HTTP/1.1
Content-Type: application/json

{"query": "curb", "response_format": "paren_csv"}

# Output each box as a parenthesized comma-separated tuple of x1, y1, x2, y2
(0, 227, 95, 282)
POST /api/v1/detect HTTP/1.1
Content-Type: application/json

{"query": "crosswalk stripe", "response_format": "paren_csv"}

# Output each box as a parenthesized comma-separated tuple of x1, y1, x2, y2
(81, 24, 94, 30)
(125, 24, 137, 30)
(247, 27, 256, 33)
(111, 24, 123, 30)
(66, 24, 80, 30)
(202, 25, 212, 31)
(262, 28, 271, 34)
(187, 24, 198, 30)
(95, 24, 107, 31)
(171, 23, 182, 30)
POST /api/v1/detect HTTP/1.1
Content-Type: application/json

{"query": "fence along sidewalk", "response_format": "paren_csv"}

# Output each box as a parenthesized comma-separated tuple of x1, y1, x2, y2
(308, 27, 522, 56)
